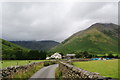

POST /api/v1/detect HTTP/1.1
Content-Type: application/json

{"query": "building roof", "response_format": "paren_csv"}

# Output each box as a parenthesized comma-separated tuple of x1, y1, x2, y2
(66, 54, 75, 56)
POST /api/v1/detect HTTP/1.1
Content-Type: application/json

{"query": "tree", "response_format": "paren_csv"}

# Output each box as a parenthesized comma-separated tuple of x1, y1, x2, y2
(15, 50, 24, 60)
(59, 53, 64, 56)
(114, 55, 119, 58)
(81, 51, 89, 58)
(75, 54, 82, 58)
(87, 54, 93, 58)
(39, 50, 46, 60)
(28, 50, 40, 60)
(107, 54, 114, 58)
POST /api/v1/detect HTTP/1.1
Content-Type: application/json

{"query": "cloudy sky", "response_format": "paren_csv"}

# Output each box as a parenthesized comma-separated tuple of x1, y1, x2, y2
(2, 2, 118, 42)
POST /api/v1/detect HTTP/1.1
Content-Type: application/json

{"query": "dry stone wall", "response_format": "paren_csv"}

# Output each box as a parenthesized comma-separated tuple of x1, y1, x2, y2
(1, 62, 44, 78)
(59, 61, 113, 80)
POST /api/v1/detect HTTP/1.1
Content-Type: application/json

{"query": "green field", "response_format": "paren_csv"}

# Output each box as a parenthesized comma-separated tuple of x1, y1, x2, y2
(0, 60, 48, 68)
(72, 59, 119, 79)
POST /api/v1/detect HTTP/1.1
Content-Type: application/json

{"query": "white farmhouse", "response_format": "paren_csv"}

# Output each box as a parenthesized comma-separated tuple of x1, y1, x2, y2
(50, 52, 62, 59)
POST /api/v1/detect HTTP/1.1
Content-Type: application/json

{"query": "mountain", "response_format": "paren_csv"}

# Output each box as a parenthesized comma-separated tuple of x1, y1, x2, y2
(50, 23, 120, 54)
(1, 39, 27, 51)
(1, 39, 30, 59)
(10, 40, 59, 50)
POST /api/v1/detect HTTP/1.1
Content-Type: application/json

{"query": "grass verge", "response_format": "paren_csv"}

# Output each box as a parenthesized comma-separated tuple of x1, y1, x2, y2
(55, 67, 62, 80)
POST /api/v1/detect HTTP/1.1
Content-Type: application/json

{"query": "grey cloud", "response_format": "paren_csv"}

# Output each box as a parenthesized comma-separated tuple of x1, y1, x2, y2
(2, 2, 118, 42)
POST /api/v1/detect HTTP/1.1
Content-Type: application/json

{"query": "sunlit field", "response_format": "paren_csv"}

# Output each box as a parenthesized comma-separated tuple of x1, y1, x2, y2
(72, 59, 119, 79)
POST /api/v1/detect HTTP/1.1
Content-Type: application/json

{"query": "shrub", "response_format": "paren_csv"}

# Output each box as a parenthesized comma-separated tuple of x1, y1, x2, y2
(44, 61, 50, 66)
(44, 61, 56, 66)
(107, 54, 114, 58)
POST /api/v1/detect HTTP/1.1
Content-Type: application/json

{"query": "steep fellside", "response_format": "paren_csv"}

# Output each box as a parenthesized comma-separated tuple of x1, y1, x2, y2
(1, 39, 29, 59)
(2, 39, 28, 51)
(50, 23, 119, 54)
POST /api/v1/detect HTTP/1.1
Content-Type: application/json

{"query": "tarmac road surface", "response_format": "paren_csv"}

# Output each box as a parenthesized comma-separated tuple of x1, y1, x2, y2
(29, 64, 58, 80)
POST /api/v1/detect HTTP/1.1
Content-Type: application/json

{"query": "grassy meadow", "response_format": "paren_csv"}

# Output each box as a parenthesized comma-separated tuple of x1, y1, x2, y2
(72, 59, 119, 79)
(0, 60, 48, 68)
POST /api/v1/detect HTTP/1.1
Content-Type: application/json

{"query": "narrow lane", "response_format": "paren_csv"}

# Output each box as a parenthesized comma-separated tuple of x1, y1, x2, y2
(29, 64, 58, 80)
